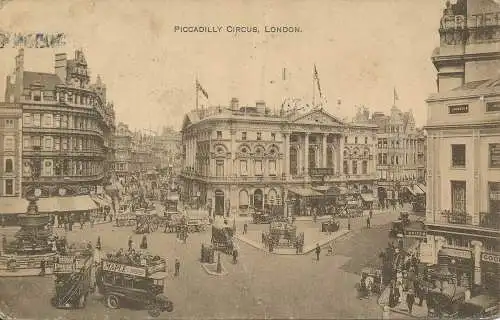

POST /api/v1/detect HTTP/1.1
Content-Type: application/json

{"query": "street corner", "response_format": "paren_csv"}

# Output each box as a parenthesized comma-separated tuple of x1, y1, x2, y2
(201, 261, 228, 276)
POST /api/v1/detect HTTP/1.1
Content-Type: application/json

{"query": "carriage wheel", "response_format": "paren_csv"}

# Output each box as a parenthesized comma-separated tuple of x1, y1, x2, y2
(106, 294, 120, 309)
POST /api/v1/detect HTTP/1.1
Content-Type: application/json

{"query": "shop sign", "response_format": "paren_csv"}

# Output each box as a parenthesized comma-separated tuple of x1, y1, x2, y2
(448, 104, 469, 114)
(481, 253, 500, 264)
(419, 243, 434, 264)
(442, 247, 472, 259)
(405, 229, 426, 239)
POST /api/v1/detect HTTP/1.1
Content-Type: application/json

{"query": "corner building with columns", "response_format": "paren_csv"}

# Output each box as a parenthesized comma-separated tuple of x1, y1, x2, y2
(180, 99, 377, 217)
(423, 0, 500, 298)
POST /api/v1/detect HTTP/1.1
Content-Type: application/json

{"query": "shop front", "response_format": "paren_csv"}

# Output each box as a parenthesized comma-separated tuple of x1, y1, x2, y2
(437, 247, 474, 289)
(480, 252, 500, 296)
(287, 187, 324, 216)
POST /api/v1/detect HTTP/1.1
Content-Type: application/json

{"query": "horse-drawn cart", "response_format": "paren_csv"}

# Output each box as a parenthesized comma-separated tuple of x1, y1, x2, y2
(135, 211, 160, 234)
(211, 223, 234, 254)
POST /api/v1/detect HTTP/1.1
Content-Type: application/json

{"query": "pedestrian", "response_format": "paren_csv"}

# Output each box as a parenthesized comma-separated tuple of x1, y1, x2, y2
(90, 216, 94, 228)
(174, 258, 180, 276)
(243, 223, 248, 235)
(415, 281, 425, 306)
(39, 259, 46, 276)
(96, 236, 101, 250)
(128, 235, 133, 251)
(327, 242, 334, 256)
(366, 217, 371, 228)
(369, 209, 373, 219)
(347, 216, 351, 230)
(232, 248, 238, 264)
(140, 235, 148, 249)
(315, 243, 321, 261)
(406, 289, 415, 314)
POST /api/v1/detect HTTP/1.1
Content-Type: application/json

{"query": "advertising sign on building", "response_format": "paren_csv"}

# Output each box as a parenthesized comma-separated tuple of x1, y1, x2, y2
(419, 243, 434, 264)
(442, 247, 472, 259)
(405, 229, 427, 239)
(102, 261, 146, 277)
(481, 253, 500, 264)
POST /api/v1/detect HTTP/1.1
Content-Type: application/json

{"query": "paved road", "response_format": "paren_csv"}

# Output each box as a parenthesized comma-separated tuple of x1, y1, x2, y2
(0, 209, 411, 319)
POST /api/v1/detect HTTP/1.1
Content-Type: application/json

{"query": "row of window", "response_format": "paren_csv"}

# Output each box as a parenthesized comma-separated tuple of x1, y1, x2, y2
(377, 138, 419, 149)
(448, 102, 500, 114)
(342, 160, 369, 175)
(199, 159, 279, 177)
(24, 89, 99, 107)
(1, 119, 15, 128)
(452, 143, 500, 168)
(345, 136, 369, 144)
(23, 112, 101, 132)
(377, 153, 418, 165)
(1, 158, 14, 173)
(216, 131, 277, 141)
(23, 135, 103, 153)
(23, 159, 103, 177)
(3, 135, 16, 151)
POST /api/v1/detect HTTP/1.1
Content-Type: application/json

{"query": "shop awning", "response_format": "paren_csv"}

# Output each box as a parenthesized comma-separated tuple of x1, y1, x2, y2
(0, 197, 29, 214)
(312, 186, 342, 196)
(37, 195, 98, 213)
(91, 195, 112, 207)
(405, 186, 417, 196)
(288, 187, 324, 197)
(360, 193, 376, 202)
(417, 183, 426, 194)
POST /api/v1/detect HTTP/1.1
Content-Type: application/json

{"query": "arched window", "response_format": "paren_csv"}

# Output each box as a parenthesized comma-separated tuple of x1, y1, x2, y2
(239, 190, 249, 209)
(5, 159, 13, 173)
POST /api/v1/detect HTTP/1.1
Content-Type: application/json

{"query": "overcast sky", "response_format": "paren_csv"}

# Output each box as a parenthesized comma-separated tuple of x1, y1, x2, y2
(0, 0, 446, 132)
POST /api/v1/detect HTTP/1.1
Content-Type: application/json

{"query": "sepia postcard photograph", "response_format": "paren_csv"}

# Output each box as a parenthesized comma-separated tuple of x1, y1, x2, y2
(0, 0, 499, 319)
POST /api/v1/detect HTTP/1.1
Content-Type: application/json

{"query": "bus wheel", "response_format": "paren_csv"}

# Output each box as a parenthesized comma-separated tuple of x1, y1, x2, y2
(165, 300, 174, 312)
(107, 295, 120, 309)
(148, 305, 161, 318)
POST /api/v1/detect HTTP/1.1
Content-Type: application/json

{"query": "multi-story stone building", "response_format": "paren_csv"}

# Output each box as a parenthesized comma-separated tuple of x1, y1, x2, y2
(131, 132, 155, 173)
(0, 103, 23, 225)
(423, 0, 500, 297)
(0, 103, 22, 197)
(4, 49, 116, 197)
(152, 126, 181, 173)
(180, 98, 378, 216)
(353, 105, 426, 207)
(114, 122, 133, 178)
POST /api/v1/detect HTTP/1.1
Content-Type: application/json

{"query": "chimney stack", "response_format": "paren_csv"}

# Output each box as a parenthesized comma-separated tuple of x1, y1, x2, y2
(55, 53, 67, 83)
(256, 100, 266, 114)
(230, 97, 239, 110)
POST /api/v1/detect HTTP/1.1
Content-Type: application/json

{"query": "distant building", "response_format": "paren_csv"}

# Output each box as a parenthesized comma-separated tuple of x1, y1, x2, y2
(4, 49, 116, 197)
(180, 99, 378, 216)
(114, 122, 133, 178)
(353, 105, 426, 208)
(152, 126, 181, 173)
(423, 0, 500, 297)
(0, 103, 22, 198)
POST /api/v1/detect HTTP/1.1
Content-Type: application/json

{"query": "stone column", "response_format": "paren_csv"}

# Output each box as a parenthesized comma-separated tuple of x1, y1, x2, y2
(230, 129, 236, 177)
(304, 132, 310, 175)
(471, 240, 482, 285)
(339, 134, 345, 176)
(472, 129, 480, 225)
(283, 187, 289, 217)
(322, 134, 328, 167)
(284, 133, 290, 177)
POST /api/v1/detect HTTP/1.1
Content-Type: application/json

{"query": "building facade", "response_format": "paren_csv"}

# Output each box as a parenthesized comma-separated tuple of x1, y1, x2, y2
(4, 49, 116, 197)
(423, 0, 500, 296)
(114, 122, 133, 177)
(353, 106, 427, 207)
(131, 132, 155, 173)
(180, 99, 378, 216)
(0, 104, 22, 197)
(152, 126, 181, 173)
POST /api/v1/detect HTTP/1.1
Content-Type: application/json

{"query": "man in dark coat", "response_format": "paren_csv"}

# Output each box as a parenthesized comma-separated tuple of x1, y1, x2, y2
(315, 243, 321, 261)
(406, 289, 415, 314)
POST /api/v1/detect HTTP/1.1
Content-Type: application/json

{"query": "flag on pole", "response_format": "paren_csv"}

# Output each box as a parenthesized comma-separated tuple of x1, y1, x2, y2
(313, 64, 323, 98)
(393, 87, 399, 101)
(196, 80, 208, 99)
(282, 68, 288, 81)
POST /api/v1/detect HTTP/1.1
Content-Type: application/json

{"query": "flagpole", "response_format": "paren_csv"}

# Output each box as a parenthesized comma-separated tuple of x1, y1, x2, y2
(393, 87, 396, 107)
(312, 65, 316, 108)
(196, 76, 199, 111)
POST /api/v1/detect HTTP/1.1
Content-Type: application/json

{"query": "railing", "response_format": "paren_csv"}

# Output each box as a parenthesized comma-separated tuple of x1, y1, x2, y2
(435, 210, 499, 231)
(479, 212, 500, 230)
(23, 173, 104, 183)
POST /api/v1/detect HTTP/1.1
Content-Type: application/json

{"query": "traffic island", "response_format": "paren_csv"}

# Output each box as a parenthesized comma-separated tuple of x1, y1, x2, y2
(201, 262, 227, 276)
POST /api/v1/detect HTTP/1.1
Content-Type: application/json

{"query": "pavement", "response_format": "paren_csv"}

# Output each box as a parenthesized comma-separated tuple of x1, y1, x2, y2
(378, 285, 428, 318)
